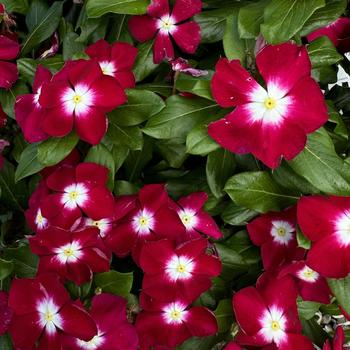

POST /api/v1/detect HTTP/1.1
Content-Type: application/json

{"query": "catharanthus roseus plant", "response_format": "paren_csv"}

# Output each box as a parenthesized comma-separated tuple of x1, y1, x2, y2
(2, 0, 350, 349)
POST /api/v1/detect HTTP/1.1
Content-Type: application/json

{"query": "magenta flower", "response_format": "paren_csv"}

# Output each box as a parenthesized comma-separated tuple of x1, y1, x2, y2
(128, 0, 202, 63)
(208, 42, 328, 168)
(39, 59, 126, 145)
(224, 343, 242, 350)
(233, 276, 314, 349)
(140, 238, 221, 303)
(85, 39, 138, 89)
(170, 191, 222, 240)
(323, 326, 345, 350)
(298, 195, 350, 278)
(136, 293, 217, 349)
(0, 292, 12, 336)
(170, 57, 208, 77)
(8, 274, 97, 350)
(15, 65, 52, 142)
(40, 163, 115, 229)
(278, 261, 331, 304)
(105, 184, 185, 262)
(307, 17, 350, 54)
(0, 34, 19, 88)
(247, 207, 305, 270)
(62, 293, 138, 350)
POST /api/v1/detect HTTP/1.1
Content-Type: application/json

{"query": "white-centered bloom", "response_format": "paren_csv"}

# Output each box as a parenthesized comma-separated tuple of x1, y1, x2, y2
(178, 208, 198, 230)
(259, 306, 287, 345)
(76, 334, 104, 350)
(99, 61, 116, 76)
(86, 218, 113, 238)
(335, 211, 350, 246)
(55, 241, 82, 264)
(35, 208, 48, 230)
(157, 15, 176, 34)
(297, 265, 319, 283)
(62, 183, 89, 210)
(270, 220, 294, 245)
(37, 298, 63, 334)
(132, 208, 155, 235)
(163, 302, 188, 325)
(61, 84, 95, 116)
(165, 255, 194, 281)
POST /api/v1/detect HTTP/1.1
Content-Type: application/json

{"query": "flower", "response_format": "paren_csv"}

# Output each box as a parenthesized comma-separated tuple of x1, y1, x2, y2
(224, 342, 242, 350)
(62, 293, 139, 350)
(278, 261, 330, 304)
(40, 163, 115, 229)
(15, 65, 52, 142)
(105, 184, 185, 262)
(85, 39, 138, 89)
(8, 274, 96, 350)
(170, 57, 208, 77)
(323, 326, 345, 350)
(307, 17, 350, 54)
(233, 276, 314, 349)
(0, 34, 19, 88)
(29, 226, 110, 285)
(247, 206, 305, 270)
(297, 195, 350, 278)
(170, 191, 222, 240)
(0, 292, 12, 336)
(139, 238, 221, 303)
(208, 42, 328, 168)
(128, 0, 202, 63)
(136, 293, 217, 349)
(39, 59, 126, 145)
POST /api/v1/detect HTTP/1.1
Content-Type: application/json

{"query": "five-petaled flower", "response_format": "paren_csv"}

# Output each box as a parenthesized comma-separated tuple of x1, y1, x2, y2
(128, 0, 202, 63)
(39, 59, 126, 145)
(208, 42, 328, 168)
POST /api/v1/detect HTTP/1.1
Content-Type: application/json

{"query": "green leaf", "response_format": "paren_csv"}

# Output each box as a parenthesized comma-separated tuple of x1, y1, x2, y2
(224, 171, 298, 213)
(0, 81, 29, 119)
(86, 0, 149, 17)
(63, 29, 86, 60)
(221, 202, 257, 226)
(1, 0, 29, 14)
(15, 144, 45, 182)
(214, 299, 234, 333)
(328, 100, 348, 140)
(176, 73, 213, 100)
(261, 0, 325, 44)
(206, 149, 236, 198)
(298, 300, 321, 320)
(296, 227, 311, 249)
(21, 1, 64, 55)
(25, 0, 49, 32)
(186, 124, 220, 156)
(3, 244, 38, 278)
(109, 89, 165, 126)
(301, 0, 347, 35)
(156, 138, 187, 168)
(0, 161, 27, 211)
(106, 123, 143, 151)
(288, 128, 350, 195)
(93, 270, 133, 297)
(143, 96, 220, 140)
(223, 11, 246, 62)
(328, 276, 350, 318)
(37, 133, 79, 167)
(85, 144, 116, 190)
(307, 36, 343, 68)
(111, 145, 129, 172)
(0, 258, 14, 280)
(238, 0, 270, 39)
(0, 334, 12, 350)
(133, 41, 158, 82)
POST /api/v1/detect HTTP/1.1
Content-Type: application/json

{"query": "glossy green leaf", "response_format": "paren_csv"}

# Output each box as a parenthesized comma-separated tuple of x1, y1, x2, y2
(186, 124, 220, 156)
(214, 299, 234, 333)
(15, 144, 44, 182)
(221, 202, 257, 226)
(1, 0, 29, 14)
(86, 0, 149, 17)
(175, 73, 213, 101)
(25, 0, 49, 32)
(107, 123, 143, 150)
(93, 270, 133, 297)
(327, 276, 350, 319)
(133, 41, 158, 82)
(224, 11, 246, 62)
(0, 258, 14, 280)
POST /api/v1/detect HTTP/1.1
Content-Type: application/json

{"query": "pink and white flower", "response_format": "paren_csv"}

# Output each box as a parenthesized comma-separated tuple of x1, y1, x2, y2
(247, 207, 305, 270)
(15, 65, 52, 142)
(128, 0, 202, 63)
(39, 59, 126, 145)
(29, 227, 110, 285)
(208, 42, 328, 168)
(8, 274, 97, 350)
(139, 238, 221, 303)
(298, 195, 350, 278)
(136, 294, 217, 349)
(233, 276, 314, 349)
(85, 39, 138, 89)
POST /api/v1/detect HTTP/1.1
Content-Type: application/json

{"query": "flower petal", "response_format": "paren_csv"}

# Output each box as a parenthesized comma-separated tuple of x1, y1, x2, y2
(128, 15, 158, 42)
(172, 21, 201, 54)
(153, 32, 174, 63)
(171, 0, 202, 22)
(0, 61, 18, 88)
(0, 35, 19, 60)
(147, 0, 169, 18)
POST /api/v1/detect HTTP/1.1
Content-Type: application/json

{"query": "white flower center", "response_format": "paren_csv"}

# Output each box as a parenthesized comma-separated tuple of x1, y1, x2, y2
(259, 306, 287, 345)
(62, 183, 88, 209)
(163, 302, 187, 325)
(335, 211, 350, 246)
(33, 86, 42, 106)
(99, 61, 116, 76)
(157, 15, 176, 34)
(297, 266, 319, 283)
(178, 209, 197, 229)
(86, 218, 112, 238)
(61, 84, 95, 116)
(37, 298, 62, 335)
(270, 220, 294, 245)
(35, 208, 48, 230)
(247, 83, 292, 125)
(55, 241, 82, 264)
(76, 334, 104, 350)
(165, 255, 194, 281)
(132, 209, 154, 235)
